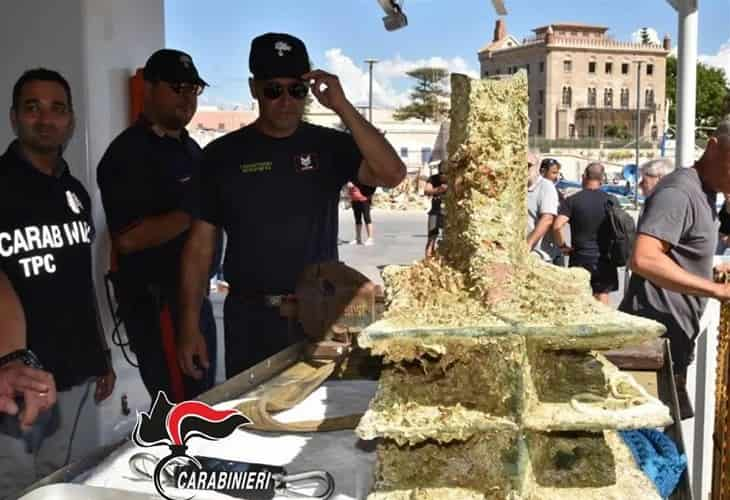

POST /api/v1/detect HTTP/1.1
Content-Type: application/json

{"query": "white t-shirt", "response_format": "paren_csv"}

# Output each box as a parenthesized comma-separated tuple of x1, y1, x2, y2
(527, 176, 559, 260)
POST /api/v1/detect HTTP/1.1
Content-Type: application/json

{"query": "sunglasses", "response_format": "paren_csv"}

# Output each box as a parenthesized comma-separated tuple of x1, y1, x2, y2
(540, 158, 560, 169)
(166, 82, 205, 96)
(261, 81, 309, 100)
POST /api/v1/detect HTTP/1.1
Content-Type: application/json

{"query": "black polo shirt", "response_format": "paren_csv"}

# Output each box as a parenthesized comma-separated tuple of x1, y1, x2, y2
(0, 142, 107, 390)
(559, 189, 617, 259)
(97, 116, 202, 290)
(199, 122, 363, 294)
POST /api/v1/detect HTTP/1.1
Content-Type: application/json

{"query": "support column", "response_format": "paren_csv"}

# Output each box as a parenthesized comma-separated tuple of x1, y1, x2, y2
(676, 0, 698, 168)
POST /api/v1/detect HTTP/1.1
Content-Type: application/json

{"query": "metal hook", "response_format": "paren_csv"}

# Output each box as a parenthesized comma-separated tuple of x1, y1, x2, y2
(273, 470, 335, 499)
(128, 452, 177, 484)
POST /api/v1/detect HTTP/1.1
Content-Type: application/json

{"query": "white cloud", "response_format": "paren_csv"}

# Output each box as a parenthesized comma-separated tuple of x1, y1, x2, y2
(631, 27, 661, 46)
(323, 48, 479, 109)
(700, 38, 730, 79)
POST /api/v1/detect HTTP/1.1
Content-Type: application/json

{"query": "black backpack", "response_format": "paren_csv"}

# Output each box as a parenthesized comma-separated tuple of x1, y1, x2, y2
(603, 197, 636, 267)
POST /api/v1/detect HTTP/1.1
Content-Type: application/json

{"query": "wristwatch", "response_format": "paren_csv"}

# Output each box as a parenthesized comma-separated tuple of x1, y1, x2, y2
(0, 349, 44, 370)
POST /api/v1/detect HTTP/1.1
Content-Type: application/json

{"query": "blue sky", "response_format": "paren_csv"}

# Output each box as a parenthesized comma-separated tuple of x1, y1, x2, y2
(165, 0, 730, 109)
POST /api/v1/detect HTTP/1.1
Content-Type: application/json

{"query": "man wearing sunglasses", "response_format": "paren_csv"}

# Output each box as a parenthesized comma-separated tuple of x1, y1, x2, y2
(178, 33, 406, 379)
(97, 49, 219, 402)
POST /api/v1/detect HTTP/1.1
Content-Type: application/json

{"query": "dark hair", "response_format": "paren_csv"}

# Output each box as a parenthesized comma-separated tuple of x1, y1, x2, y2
(12, 68, 73, 111)
(540, 158, 560, 173)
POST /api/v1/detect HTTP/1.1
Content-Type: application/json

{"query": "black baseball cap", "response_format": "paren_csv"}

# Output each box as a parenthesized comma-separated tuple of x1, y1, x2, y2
(143, 49, 208, 86)
(249, 33, 311, 80)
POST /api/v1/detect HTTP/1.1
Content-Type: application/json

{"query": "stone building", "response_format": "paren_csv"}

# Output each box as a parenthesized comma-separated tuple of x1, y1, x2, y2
(479, 20, 670, 141)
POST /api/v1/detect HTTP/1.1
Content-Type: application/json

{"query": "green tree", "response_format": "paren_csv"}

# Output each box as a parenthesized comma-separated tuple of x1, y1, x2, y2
(639, 27, 652, 45)
(666, 55, 730, 128)
(393, 67, 449, 122)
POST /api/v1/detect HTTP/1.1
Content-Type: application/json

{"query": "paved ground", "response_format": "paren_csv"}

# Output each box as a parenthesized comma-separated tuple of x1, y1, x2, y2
(337, 209, 427, 286)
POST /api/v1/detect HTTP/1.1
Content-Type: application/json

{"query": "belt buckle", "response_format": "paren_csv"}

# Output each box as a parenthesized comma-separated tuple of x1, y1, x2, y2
(264, 295, 283, 307)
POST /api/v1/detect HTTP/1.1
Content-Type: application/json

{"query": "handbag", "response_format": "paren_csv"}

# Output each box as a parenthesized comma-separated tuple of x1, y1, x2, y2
(348, 185, 368, 202)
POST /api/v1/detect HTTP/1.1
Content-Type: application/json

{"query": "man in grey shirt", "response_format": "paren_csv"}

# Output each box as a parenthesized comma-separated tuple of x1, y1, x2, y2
(527, 152, 559, 262)
(620, 120, 730, 419)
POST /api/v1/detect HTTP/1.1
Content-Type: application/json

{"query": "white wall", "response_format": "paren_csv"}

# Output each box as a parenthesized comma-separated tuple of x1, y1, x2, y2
(0, 0, 164, 456)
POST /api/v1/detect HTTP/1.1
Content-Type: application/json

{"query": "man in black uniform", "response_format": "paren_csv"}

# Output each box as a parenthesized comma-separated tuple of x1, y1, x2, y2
(424, 166, 447, 257)
(97, 50, 218, 402)
(0, 69, 114, 497)
(178, 33, 406, 379)
(552, 162, 619, 304)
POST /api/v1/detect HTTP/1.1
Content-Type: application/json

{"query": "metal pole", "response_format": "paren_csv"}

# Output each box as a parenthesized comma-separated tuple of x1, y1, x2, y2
(635, 61, 642, 209)
(676, 0, 698, 168)
(365, 59, 379, 123)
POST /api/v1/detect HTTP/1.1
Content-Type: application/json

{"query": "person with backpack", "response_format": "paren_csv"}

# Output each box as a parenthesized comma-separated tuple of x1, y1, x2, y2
(620, 121, 730, 420)
(552, 162, 621, 304)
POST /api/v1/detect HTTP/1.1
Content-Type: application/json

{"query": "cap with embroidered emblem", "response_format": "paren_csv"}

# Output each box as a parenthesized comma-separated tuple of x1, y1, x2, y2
(143, 49, 208, 86)
(249, 33, 311, 80)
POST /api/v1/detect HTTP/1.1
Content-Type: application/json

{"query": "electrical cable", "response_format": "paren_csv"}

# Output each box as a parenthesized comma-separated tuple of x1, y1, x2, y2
(104, 273, 138, 368)
(63, 380, 92, 467)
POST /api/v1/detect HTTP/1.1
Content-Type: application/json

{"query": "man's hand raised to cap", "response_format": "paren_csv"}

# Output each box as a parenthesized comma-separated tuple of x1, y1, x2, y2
(303, 70, 350, 114)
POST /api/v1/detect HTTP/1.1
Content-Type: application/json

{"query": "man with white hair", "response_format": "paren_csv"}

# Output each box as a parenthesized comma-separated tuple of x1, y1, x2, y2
(639, 158, 673, 197)
(620, 119, 730, 419)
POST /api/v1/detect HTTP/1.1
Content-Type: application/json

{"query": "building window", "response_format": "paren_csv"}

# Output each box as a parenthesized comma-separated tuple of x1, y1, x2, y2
(538, 90, 544, 104)
(537, 118, 543, 136)
(569, 124, 576, 138)
(645, 88, 655, 107)
(539, 62, 544, 73)
(483, 70, 489, 77)
(647, 64, 654, 76)
(604, 88, 613, 107)
(605, 62, 613, 74)
(587, 87, 597, 107)
(564, 60, 572, 72)
(421, 148, 432, 164)
(620, 88, 629, 108)
(622, 63, 629, 74)
(588, 125, 596, 137)
(588, 61, 596, 73)
(525, 63, 530, 74)
(562, 86, 572, 107)
(400, 147, 408, 158)
(218, 123, 225, 131)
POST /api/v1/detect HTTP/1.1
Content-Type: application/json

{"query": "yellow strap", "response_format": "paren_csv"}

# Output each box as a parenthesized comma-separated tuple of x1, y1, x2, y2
(235, 360, 363, 432)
